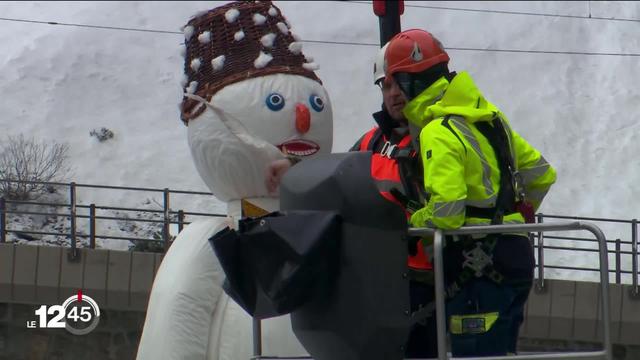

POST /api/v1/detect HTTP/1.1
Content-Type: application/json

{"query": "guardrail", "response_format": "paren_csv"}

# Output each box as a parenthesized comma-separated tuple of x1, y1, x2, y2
(534, 214, 639, 297)
(0, 179, 225, 260)
(410, 221, 612, 360)
(0, 179, 638, 298)
(248, 222, 614, 360)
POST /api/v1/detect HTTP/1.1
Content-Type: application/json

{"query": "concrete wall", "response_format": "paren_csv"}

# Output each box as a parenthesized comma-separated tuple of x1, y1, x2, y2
(2, 243, 640, 359)
(0, 244, 159, 360)
(0, 243, 162, 311)
(520, 279, 640, 346)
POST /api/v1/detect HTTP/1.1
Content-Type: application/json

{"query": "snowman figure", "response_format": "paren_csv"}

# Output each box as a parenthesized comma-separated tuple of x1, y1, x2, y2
(137, 2, 333, 359)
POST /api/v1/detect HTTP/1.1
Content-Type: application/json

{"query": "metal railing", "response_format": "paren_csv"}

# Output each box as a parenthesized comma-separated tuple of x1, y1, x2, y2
(533, 213, 639, 297)
(407, 221, 612, 360)
(249, 222, 613, 360)
(0, 179, 225, 259)
(0, 179, 638, 298)
(0, 180, 628, 359)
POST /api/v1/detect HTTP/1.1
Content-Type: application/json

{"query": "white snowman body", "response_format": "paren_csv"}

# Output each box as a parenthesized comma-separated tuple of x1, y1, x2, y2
(137, 73, 333, 360)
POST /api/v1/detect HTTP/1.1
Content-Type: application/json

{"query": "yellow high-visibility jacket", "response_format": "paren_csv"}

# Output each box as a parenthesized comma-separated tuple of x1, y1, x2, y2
(406, 72, 556, 229)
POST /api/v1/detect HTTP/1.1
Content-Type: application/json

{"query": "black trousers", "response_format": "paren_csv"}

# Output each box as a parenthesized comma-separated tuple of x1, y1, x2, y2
(446, 277, 533, 356)
(405, 280, 438, 358)
(444, 234, 535, 357)
(404, 234, 534, 357)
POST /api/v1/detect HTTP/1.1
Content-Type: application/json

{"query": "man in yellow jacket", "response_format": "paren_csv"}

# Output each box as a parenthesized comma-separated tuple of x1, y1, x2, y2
(384, 29, 556, 356)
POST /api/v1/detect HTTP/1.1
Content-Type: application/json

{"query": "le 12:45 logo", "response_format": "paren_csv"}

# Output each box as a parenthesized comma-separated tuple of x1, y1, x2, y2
(27, 290, 101, 335)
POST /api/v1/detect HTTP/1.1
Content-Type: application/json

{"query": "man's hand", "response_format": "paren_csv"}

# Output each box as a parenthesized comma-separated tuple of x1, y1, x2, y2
(409, 206, 430, 228)
(265, 159, 293, 194)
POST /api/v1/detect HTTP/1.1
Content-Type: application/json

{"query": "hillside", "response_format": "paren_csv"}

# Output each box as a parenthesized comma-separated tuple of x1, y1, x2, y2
(1, 1, 639, 278)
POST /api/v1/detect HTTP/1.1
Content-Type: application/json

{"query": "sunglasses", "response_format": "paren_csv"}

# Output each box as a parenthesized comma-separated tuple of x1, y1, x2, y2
(392, 72, 421, 101)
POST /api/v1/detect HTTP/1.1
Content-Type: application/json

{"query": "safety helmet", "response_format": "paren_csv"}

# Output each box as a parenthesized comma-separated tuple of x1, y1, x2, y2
(384, 29, 449, 78)
(373, 43, 389, 85)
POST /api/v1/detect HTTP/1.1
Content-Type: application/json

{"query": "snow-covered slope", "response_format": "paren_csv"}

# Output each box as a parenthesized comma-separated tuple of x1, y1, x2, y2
(1, 1, 639, 278)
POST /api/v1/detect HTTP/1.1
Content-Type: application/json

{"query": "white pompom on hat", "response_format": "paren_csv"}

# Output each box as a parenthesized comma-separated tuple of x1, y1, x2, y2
(180, 1, 321, 125)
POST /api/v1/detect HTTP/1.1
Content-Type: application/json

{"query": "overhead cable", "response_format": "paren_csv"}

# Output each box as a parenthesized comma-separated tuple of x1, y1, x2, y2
(1, 14, 639, 57)
(345, 1, 640, 24)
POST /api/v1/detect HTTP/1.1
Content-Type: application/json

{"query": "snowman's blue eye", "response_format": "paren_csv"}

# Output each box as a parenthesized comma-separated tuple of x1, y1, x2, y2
(309, 94, 324, 112)
(266, 93, 285, 111)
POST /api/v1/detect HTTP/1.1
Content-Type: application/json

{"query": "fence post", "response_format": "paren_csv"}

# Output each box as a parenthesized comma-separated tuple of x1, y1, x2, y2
(0, 197, 5, 243)
(163, 188, 170, 252)
(68, 182, 79, 261)
(253, 318, 262, 357)
(90, 204, 96, 249)
(178, 210, 185, 233)
(615, 239, 621, 285)
(536, 213, 545, 292)
(632, 219, 639, 298)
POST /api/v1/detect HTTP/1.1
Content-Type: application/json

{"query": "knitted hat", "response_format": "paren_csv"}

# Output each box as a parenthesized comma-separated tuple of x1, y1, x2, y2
(180, 1, 321, 125)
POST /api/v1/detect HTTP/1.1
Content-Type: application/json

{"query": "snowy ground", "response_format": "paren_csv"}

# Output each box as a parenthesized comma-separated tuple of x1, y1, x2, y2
(1, 1, 639, 281)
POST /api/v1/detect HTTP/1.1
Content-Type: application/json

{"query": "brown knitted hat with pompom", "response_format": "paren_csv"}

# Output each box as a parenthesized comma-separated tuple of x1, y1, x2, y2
(179, 1, 321, 125)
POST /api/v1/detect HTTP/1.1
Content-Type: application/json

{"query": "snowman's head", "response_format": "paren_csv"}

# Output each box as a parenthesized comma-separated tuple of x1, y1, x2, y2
(207, 73, 332, 157)
(180, 1, 333, 201)
(186, 73, 332, 201)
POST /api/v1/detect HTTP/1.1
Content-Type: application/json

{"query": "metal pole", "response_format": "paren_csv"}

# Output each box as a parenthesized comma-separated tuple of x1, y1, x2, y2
(578, 222, 612, 360)
(253, 318, 262, 357)
(178, 210, 184, 233)
(615, 239, 621, 285)
(374, 0, 403, 46)
(69, 182, 78, 261)
(536, 213, 545, 291)
(632, 219, 639, 297)
(0, 197, 5, 243)
(163, 188, 170, 252)
(89, 204, 96, 249)
(433, 230, 447, 360)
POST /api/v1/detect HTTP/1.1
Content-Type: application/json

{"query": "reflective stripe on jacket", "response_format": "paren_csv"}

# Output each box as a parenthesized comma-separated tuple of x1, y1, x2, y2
(359, 127, 432, 270)
(404, 72, 557, 230)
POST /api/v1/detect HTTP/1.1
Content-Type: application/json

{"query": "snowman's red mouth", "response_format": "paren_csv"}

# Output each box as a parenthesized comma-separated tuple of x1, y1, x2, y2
(277, 139, 320, 157)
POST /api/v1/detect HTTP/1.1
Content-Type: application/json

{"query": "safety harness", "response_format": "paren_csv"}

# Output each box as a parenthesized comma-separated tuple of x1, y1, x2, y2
(467, 116, 523, 225)
(442, 115, 523, 300)
(363, 127, 426, 209)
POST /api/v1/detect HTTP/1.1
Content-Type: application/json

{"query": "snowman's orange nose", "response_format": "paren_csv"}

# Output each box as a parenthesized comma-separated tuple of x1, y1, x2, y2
(295, 103, 310, 134)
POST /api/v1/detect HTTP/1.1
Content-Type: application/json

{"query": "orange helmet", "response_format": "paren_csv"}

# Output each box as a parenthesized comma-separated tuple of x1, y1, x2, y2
(384, 29, 449, 78)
